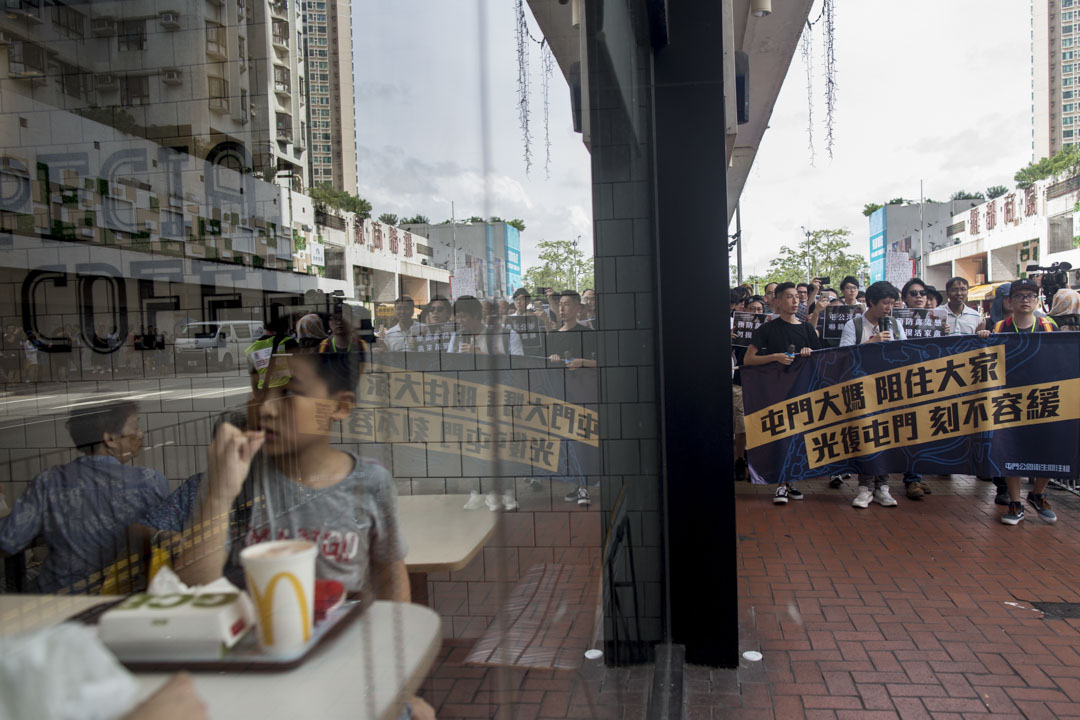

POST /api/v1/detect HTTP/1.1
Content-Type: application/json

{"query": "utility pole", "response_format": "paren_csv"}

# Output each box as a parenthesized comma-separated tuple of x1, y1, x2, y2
(918, 179, 925, 278)
(450, 201, 457, 277)
(801, 225, 812, 281)
(735, 204, 743, 285)
(572, 234, 581, 291)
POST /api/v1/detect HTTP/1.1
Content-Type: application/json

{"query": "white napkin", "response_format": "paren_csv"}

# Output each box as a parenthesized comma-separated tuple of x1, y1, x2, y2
(0, 623, 138, 720)
(146, 566, 255, 625)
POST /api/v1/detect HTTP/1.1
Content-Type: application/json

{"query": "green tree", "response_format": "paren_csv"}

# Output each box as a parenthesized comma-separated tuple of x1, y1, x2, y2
(758, 228, 868, 287)
(986, 185, 1008, 199)
(862, 202, 883, 217)
(307, 183, 372, 218)
(378, 213, 399, 226)
(950, 190, 985, 201)
(400, 214, 430, 225)
(522, 238, 594, 292)
(886, 197, 907, 206)
(507, 219, 526, 232)
(467, 216, 485, 224)
(1014, 145, 1080, 188)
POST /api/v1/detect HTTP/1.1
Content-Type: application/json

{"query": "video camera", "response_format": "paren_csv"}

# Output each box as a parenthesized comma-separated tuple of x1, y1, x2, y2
(1025, 261, 1073, 304)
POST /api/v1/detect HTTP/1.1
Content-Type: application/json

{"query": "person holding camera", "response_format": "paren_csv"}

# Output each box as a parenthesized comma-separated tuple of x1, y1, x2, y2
(839, 281, 906, 509)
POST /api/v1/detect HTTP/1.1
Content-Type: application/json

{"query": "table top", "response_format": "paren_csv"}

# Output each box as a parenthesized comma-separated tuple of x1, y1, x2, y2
(398, 494, 499, 573)
(1, 596, 442, 720)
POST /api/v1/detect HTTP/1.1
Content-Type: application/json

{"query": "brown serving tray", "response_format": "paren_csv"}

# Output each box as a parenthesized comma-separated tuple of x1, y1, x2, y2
(72, 596, 370, 672)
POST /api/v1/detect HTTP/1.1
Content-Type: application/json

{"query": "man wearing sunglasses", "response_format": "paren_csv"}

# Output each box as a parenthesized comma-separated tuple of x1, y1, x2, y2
(977, 278, 1059, 526)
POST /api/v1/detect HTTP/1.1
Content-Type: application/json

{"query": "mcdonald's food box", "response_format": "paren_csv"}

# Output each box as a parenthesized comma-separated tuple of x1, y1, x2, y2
(98, 592, 253, 660)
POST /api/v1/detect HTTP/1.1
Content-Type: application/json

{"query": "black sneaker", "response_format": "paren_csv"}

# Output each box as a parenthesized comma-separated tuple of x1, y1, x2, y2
(773, 485, 789, 504)
(829, 473, 851, 489)
(994, 491, 1011, 506)
(1001, 501, 1025, 525)
(734, 457, 747, 482)
(787, 487, 804, 500)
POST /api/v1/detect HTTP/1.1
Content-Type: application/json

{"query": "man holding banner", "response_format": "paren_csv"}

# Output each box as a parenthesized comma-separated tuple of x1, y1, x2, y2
(977, 278, 1060, 525)
(744, 282, 823, 504)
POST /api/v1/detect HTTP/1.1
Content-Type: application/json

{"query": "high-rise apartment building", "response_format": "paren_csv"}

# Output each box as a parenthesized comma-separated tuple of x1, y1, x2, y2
(0, 0, 309, 189)
(1032, 0, 1080, 160)
(301, 0, 356, 194)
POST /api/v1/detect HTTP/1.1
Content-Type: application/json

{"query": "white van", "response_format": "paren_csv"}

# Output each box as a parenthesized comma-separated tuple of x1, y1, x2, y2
(175, 321, 263, 373)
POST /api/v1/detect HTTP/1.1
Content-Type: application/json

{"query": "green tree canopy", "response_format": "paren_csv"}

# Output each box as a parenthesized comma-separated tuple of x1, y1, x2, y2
(507, 219, 526, 232)
(522, 238, 594, 293)
(986, 185, 1008, 199)
(1014, 145, 1080, 188)
(754, 228, 868, 289)
(862, 202, 883, 217)
(377, 213, 399, 226)
(400, 214, 430, 225)
(467, 216, 485, 224)
(950, 190, 985, 201)
(886, 197, 907, 206)
(307, 183, 372, 218)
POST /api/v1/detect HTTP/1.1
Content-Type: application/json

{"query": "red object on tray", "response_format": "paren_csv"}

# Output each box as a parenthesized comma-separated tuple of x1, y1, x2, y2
(314, 579, 346, 621)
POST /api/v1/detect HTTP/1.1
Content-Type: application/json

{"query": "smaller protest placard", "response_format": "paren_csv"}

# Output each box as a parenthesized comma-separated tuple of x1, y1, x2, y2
(893, 308, 946, 339)
(819, 305, 861, 341)
(732, 312, 768, 347)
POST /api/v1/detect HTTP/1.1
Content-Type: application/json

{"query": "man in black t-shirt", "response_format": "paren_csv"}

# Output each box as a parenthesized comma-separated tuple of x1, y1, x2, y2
(744, 282, 822, 505)
(546, 291, 597, 368)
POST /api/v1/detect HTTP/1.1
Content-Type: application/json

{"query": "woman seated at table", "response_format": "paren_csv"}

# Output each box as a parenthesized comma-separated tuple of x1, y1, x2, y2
(0, 401, 168, 594)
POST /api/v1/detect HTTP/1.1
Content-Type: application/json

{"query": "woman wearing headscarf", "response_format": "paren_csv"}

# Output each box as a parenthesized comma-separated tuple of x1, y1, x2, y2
(1049, 287, 1080, 331)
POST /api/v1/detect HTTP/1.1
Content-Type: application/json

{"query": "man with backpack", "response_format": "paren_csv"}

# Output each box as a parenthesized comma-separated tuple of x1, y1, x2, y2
(977, 278, 1059, 525)
(839, 281, 906, 509)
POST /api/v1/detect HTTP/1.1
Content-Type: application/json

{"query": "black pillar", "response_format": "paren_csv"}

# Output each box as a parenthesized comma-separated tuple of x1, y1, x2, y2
(653, 2, 737, 666)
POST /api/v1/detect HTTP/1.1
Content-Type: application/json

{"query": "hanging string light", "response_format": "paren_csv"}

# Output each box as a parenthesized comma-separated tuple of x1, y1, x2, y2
(515, 0, 553, 178)
(802, 0, 838, 163)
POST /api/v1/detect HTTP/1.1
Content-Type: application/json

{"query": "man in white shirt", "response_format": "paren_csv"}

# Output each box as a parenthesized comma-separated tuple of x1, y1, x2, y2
(839, 281, 906, 509)
(935, 276, 984, 335)
(381, 296, 425, 351)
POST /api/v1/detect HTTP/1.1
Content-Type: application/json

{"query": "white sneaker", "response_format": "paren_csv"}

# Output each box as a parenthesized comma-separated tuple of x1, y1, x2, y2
(576, 487, 591, 506)
(502, 492, 519, 511)
(873, 486, 898, 507)
(852, 488, 873, 508)
(485, 491, 501, 511)
(464, 490, 485, 510)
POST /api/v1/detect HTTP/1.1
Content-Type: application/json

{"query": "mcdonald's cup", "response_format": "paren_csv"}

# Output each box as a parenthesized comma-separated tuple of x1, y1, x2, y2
(240, 539, 318, 656)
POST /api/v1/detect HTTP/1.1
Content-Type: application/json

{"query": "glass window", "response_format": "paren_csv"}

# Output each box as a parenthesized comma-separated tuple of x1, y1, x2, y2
(52, 2, 85, 38)
(117, 19, 146, 51)
(120, 75, 150, 106)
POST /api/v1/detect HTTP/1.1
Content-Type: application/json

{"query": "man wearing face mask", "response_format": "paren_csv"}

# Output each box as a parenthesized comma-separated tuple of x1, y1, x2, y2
(0, 401, 168, 593)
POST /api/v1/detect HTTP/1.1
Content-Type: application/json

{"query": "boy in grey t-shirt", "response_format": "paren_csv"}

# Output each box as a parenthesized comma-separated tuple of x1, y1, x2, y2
(173, 349, 409, 601)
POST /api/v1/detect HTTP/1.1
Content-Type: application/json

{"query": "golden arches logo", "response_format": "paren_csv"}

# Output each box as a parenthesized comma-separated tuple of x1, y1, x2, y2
(248, 571, 311, 645)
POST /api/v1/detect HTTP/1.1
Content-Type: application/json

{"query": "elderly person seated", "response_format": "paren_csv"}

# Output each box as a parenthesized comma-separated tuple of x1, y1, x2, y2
(0, 401, 168, 593)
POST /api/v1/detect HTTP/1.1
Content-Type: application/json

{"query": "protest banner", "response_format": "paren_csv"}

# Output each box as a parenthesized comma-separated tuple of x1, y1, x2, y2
(337, 357, 600, 477)
(892, 308, 946, 339)
(504, 315, 547, 356)
(731, 312, 767, 347)
(741, 334, 1080, 482)
(818, 305, 860, 341)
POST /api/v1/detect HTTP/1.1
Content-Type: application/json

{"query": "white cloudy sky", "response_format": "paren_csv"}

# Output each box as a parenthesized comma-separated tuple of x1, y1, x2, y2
(352, 0, 591, 270)
(352, 0, 1033, 276)
(738, 0, 1033, 276)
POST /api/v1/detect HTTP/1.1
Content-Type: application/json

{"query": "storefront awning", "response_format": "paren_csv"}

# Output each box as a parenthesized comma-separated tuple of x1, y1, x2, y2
(966, 282, 1008, 302)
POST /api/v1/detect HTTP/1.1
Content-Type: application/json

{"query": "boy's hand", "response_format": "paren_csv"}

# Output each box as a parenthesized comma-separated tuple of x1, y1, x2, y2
(207, 423, 264, 505)
(799, 347, 812, 358)
(774, 353, 794, 366)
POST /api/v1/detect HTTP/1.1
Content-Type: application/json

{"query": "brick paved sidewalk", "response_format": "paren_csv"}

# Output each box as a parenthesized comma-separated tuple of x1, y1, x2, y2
(686, 474, 1080, 720)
